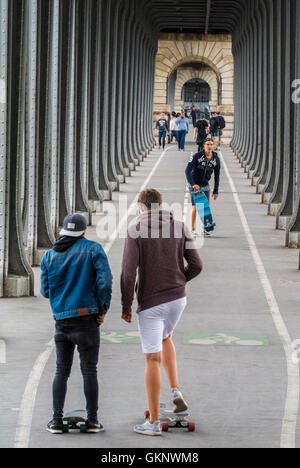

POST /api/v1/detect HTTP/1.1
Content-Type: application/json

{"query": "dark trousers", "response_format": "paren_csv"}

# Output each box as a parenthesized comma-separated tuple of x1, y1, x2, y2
(197, 139, 206, 153)
(170, 130, 177, 142)
(158, 131, 167, 148)
(53, 316, 100, 422)
(177, 130, 187, 150)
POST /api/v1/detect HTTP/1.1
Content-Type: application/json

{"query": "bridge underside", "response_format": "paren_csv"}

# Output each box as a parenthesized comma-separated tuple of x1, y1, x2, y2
(0, 0, 299, 296)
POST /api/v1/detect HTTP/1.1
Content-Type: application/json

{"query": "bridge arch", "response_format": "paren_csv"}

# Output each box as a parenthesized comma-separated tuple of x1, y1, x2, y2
(154, 34, 234, 143)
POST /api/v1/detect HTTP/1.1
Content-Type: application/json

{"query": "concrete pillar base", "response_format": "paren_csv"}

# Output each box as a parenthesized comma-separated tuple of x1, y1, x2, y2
(128, 162, 135, 171)
(90, 200, 103, 213)
(4, 275, 31, 298)
(277, 215, 290, 231)
(257, 184, 264, 195)
(252, 176, 259, 186)
(262, 191, 272, 205)
(268, 203, 280, 216)
(248, 169, 255, 179)
(34, 249, 47, 266)
(288, 231, 300, 249)
(102, 190, 112, 201)
(117, 174, 125, 184)
(109, 182, 119, 192)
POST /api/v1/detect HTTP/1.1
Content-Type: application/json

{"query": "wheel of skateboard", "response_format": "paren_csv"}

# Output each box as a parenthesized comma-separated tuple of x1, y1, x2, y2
(144, 410, 150, 419)
(161, 422, 169, 432)
(188, 422, 196, 432)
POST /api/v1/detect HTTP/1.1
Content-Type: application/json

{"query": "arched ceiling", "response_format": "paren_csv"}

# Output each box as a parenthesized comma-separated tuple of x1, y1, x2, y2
(149, 0, 246, 34)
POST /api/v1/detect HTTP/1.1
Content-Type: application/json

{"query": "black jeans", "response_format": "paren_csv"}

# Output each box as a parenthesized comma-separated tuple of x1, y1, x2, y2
(158, 131, 167, 148)
(53, 316, 100, 422)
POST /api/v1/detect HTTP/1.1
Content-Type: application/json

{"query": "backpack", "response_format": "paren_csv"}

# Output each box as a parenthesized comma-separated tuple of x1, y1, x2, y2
(216, 115, 226, 129)
(197, 121, 208, 142)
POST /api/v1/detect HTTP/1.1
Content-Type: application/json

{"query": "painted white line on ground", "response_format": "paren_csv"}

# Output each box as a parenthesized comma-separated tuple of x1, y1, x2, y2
(14, 146, 172, 448)
(220, 149, 299, 449)
(14, 340, 54, 448)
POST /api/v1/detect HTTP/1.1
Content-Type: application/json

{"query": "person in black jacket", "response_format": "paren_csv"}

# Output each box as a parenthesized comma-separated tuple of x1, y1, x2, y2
(194, 113, 209, 152)
(185, 138, 221, 236)
(210, 112, 219, 149)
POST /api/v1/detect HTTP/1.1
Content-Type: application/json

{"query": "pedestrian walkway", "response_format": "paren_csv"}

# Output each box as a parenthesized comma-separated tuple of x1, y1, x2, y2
(1, 140, 300, 449)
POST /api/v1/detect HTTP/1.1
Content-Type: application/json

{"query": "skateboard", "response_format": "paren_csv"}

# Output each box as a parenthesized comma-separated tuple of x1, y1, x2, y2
(193, 189, 216, 232)
(144, 404, 196, 432)
(62, 410, 88, 433)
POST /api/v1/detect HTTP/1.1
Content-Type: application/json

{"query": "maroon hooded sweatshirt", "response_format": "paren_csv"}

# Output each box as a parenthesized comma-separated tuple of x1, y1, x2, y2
(121, 210, 203, 315)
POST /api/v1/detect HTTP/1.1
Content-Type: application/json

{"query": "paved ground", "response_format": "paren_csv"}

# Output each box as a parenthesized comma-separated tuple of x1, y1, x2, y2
(1, 139, 300, 449)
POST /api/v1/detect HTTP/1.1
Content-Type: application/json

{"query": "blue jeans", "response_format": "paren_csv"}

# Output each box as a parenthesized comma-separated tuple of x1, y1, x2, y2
(177, 130, 187, 150)
(53, 316, 100, 422)
(158, 131, 167, 148)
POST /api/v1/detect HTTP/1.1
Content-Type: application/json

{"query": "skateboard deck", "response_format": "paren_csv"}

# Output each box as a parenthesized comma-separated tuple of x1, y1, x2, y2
(193, 189, 216, 232)
(63, 410, 87, 432)
(144, 404, 195, 432)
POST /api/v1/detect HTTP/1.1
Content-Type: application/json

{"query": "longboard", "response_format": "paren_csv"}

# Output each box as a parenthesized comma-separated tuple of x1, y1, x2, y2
(144, 404, 195, 432)
(63, 410, 87, 433)
(193, 189, 216, 232)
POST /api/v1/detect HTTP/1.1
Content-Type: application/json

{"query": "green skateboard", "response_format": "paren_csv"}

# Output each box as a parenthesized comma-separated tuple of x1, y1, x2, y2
(63, 410, 87, 433)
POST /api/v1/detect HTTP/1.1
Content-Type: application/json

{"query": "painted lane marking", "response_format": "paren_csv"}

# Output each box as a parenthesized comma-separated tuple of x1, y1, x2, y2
(14, 341, 54, 448)
(100, 330, 141, 344)
(183, 333, 269, 347)
(219, 149, 299, 449)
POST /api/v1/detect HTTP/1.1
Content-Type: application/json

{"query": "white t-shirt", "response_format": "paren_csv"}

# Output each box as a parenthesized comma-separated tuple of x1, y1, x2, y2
(170, 118, 178, 131)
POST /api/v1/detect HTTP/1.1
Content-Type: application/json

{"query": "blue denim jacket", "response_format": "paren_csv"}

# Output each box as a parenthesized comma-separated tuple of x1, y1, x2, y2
(40, 238, 113, 320)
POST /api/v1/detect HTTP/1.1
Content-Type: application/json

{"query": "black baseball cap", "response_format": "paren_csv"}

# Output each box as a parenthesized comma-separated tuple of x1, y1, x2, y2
(60, 214, 87, 237)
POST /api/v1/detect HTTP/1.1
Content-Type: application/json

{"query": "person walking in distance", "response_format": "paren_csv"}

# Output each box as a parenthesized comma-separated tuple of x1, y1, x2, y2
(169, 112, 178, 144)
(194, 113, 209, 152)
(121, 189, 202, 436)
(175, 111, 190, 151)
(185, 138, 221, 237)
(216, 112, 226, 147)
(210, 112, 219, 150)
(190, 106, 197, 128)
(155, 113, 169, 150)
(41, 214, 113, 434)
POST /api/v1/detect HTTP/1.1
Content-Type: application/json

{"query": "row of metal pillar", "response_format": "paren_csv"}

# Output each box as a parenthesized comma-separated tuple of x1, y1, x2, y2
(231, 0, 300, 267)
(0, 0, 157, 297)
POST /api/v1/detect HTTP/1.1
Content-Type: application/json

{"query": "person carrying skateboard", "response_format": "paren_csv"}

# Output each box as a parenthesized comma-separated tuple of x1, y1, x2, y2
(185, 138, 221, 237)
(120, 189, 203, 436)
(40, 214, 113, 434)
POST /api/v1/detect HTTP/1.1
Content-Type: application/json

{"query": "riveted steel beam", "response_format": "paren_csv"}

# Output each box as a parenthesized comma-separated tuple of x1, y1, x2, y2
(3, 0, 34, 296)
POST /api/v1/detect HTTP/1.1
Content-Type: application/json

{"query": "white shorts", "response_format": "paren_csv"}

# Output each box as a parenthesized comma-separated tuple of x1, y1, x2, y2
(138, 297, 187, 354)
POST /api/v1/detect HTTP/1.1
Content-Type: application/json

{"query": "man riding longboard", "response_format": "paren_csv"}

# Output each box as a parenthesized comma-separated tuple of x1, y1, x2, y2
(185, 138, 221, 237)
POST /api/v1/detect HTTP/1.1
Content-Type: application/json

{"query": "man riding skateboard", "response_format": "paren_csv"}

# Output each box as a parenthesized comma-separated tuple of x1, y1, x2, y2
(41, 214, 113, 434)
(185, 138, 221, 237)
(120, 189, 202, 436)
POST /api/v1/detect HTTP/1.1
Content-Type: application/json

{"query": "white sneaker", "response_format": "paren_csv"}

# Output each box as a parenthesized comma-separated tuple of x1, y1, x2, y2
(191, 230, 200, 237)
(171, 388, 189, 413)
(134, 420, 162, 436)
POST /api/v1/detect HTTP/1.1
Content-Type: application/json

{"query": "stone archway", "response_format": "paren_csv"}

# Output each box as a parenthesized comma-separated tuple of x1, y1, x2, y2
(174, 67, 219, 111)
(154, 33, 234, 144)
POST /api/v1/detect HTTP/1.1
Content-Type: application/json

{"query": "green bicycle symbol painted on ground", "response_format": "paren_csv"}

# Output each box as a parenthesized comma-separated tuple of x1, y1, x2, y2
(101, 330, 141, 344)
(183, 333, 269, 347)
